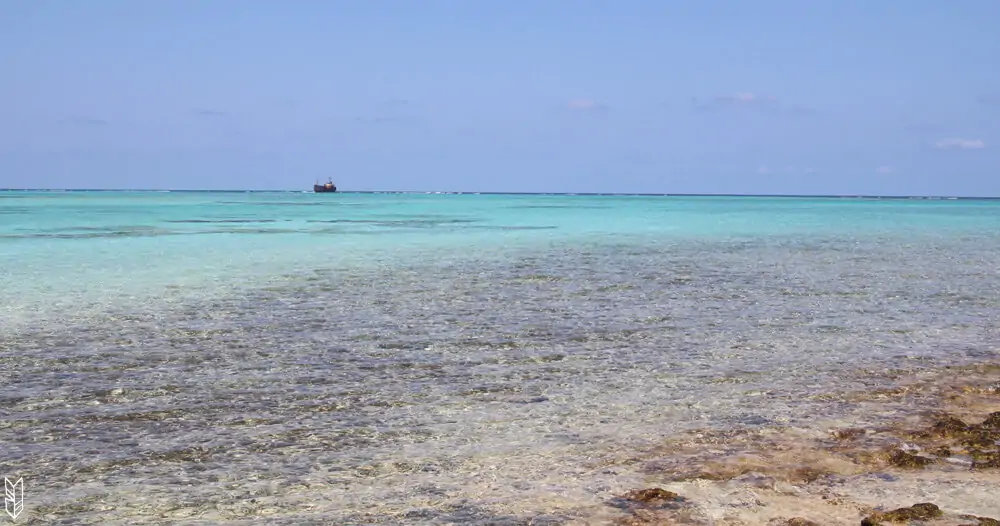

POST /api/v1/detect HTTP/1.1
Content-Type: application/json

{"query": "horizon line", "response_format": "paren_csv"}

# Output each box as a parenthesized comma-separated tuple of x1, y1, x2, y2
(1, 188, 999, 200)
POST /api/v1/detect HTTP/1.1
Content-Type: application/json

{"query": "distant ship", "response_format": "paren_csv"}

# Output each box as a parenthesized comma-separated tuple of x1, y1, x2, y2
(313, 178, 337, 193)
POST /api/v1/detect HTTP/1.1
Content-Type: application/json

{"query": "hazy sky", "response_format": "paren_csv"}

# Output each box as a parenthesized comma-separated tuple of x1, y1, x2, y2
(2, 1, 998, 194)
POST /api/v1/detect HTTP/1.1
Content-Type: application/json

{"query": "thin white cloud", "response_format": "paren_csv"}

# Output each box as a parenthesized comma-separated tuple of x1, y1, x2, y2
(716, 92, 776, 104)
(694, 92, 781, 113)
(65, 116, 110, 126)
(193, 108, 227, 117)
(756, 165, 815, 175)
(381, 99, 412, 109)
(565, 98, 608, 111)
(875, 166, 893, 174)
(934, 138, 985, 150)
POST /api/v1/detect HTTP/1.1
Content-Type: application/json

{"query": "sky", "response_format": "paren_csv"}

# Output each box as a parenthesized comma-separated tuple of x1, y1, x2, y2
(1, 1, 998, 195)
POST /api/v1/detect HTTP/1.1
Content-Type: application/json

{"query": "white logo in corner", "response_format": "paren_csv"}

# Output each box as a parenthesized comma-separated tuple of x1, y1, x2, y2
(4, 477, 23, 520)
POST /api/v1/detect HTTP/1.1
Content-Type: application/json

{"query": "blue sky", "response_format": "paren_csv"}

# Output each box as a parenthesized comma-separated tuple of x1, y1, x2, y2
(1, 1, 998, 195)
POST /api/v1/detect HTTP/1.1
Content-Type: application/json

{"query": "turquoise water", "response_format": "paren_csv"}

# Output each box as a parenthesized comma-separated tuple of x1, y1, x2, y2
(3, 191, 997, 330)
(2, 191, 1000, 523)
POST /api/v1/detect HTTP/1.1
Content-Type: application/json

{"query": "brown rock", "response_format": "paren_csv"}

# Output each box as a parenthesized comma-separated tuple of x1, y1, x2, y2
(971, 451, 1000, 469)
(886, 449, 935, 468)
(621, 488, 681, 504)
(931, 446, 953, 457)
(930, 416, 969, 437)
(861, 502, 942, 525)
(981, 412, 1000, 429)
(790, 467, 828, 484)
(960, 430, 999, 448)
(834, 428, 867, 440)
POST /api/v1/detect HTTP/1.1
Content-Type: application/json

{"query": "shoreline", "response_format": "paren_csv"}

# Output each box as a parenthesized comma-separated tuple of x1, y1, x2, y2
(579, 361, 1000, 525)
(12, 361, 999, 524)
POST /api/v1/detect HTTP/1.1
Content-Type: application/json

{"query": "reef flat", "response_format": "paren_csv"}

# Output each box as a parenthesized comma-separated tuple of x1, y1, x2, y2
(590, 362, 1000, 525)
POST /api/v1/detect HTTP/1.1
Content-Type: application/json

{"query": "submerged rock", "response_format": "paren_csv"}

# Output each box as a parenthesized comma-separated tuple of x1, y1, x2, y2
(971, 451, 1000, 469)
(929, 416, 970, 437)
(886, 449, 935, 468)
(981, 412, 1000, 429)
(620, 488, 681, 505)
(834, 428, 867, 440)
(861, 502, 942, 525)
(789, 466, 829, 483)
(931, 446, 953, 457)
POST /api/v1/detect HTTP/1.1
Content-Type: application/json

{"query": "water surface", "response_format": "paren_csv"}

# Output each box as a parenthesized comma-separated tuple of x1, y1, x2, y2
(2, 191, 999, 523)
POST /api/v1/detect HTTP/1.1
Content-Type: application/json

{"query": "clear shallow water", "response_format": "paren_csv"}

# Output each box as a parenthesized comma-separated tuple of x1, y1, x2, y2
(2, 191, 1000, 523)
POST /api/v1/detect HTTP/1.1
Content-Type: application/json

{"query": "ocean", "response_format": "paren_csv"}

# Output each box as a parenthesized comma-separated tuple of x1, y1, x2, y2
(2, 190, 1000, 524)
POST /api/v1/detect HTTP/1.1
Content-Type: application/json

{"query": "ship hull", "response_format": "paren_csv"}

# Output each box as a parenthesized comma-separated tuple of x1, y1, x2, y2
(313, 185, 338, 193)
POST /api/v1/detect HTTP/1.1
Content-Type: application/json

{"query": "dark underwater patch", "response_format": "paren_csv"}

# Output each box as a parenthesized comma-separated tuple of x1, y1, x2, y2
(508, 204, 611, 209)
(467, 225, 558, 231)
(192, 228, 304, 235)
(307, 218, 480, 226)
(0, 226, 176, 240)
(166, 219, 279, 224)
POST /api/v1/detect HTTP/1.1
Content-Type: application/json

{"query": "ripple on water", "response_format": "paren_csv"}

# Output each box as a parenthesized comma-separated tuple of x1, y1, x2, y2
(2, 234, 1000, 522)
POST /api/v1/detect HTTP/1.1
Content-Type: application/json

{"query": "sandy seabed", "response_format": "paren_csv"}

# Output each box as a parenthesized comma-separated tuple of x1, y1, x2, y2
(11, 362, 1000, 525)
